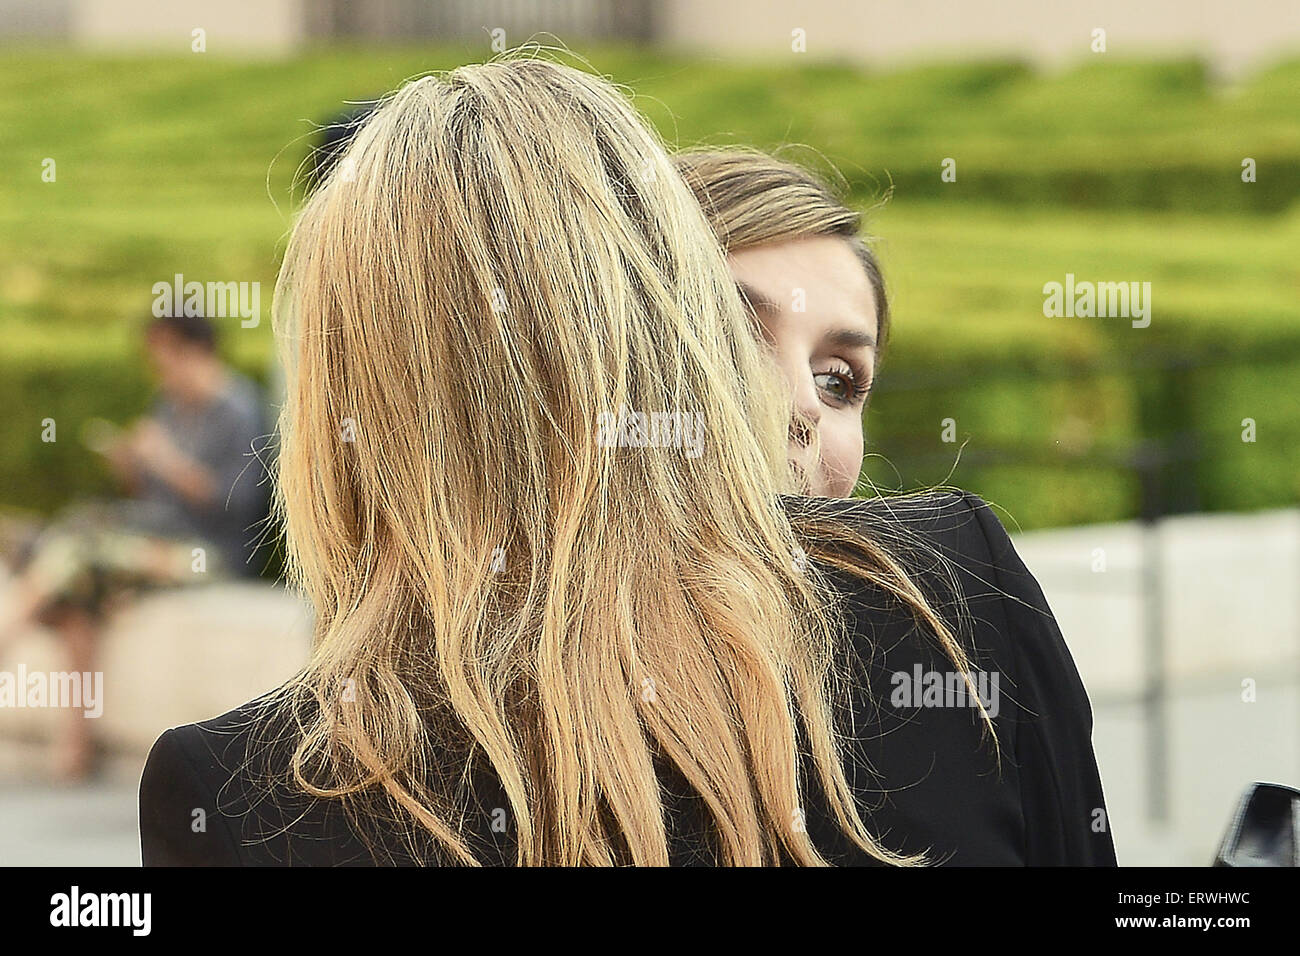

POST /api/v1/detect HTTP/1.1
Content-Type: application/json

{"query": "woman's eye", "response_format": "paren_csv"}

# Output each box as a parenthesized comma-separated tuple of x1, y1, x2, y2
(814, 371, 854, 402)
(814, 365, 870, 405)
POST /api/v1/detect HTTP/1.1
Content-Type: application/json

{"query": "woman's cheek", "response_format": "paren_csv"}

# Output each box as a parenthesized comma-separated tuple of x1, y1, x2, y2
(820, 423, 865, 498)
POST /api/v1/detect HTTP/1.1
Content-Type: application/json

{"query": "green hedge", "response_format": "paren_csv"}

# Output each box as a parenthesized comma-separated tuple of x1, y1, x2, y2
(2, 48, 1298, 531)
(862, 348, 1300, 530)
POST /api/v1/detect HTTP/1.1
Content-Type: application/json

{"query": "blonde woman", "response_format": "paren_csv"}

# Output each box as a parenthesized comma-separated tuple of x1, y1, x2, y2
(674, 148, 888, 499)
(138, 55, 1115, 866)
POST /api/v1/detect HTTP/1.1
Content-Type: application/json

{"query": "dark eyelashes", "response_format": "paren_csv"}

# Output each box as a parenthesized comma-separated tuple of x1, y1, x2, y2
(820, 360, 873, 405)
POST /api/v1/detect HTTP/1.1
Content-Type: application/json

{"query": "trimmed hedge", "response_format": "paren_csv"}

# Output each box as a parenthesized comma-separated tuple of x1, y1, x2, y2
(2, 48, 1298, 530)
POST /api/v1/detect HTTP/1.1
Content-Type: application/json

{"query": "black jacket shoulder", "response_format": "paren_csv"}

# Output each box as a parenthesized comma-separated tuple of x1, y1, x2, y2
(140, 490, 1117, 866)
(139, 689, 485, 866)
(783, 490, 1116, 865)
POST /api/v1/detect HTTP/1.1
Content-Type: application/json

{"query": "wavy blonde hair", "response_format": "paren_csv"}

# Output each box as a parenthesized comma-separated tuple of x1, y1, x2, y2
(268, 52, 993, 867)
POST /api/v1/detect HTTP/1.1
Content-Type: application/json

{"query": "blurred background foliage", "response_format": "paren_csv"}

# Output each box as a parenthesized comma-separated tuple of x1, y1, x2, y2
(1, 46, 1298, 529)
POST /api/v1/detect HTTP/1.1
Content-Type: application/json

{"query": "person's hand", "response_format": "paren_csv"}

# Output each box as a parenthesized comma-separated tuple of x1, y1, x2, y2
(128, 419, 181, 475)
(103, 439, 137, 483)
(82, 418, 139, 486)
(81, 417, 121, 456)
(124, 418, 218, 507)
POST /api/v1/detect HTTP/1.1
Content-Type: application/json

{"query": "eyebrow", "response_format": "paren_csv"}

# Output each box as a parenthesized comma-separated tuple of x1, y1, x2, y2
(822, 328, 877, 350)
(736, 281, 878, 355)
(735, 281, 780, 315)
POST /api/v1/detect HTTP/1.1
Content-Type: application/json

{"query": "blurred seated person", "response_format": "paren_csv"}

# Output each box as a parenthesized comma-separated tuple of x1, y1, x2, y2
(0, 311, 269, 779)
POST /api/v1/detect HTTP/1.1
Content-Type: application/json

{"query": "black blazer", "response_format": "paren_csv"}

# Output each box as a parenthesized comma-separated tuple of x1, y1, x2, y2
(139, 491, 1118, 866)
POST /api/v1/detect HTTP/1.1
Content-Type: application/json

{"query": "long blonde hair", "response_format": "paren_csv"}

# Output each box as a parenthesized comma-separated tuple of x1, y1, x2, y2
(268, 52, 992, 866)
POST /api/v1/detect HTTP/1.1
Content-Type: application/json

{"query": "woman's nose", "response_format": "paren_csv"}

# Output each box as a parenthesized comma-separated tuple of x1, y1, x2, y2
(789, 377, 821, 447)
